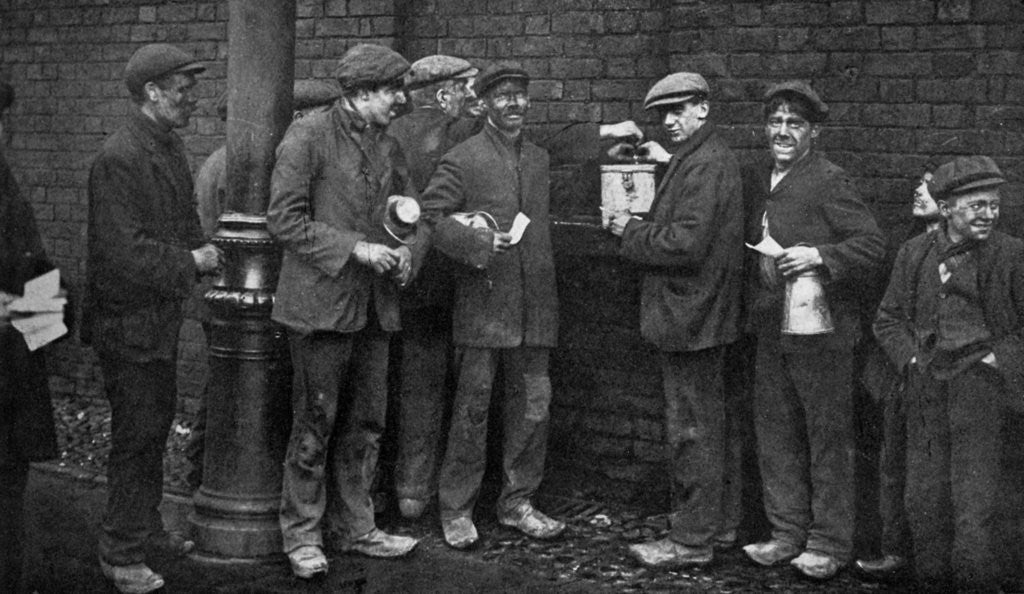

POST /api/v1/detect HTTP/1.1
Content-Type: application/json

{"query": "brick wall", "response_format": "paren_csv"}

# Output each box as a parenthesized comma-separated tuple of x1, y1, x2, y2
(3, 0, 1023, 505)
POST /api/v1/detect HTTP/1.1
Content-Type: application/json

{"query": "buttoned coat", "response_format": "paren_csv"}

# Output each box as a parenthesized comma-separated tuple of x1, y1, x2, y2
(85, 109, 204, 361)
(744, 151, 885, 351)
(268, 103, 420, 335)
(619, 124, 744, 352)
(421, 124, 556, 348)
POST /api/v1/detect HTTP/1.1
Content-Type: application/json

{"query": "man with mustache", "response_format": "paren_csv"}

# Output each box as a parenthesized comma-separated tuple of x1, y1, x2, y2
(86, 43, 222, 593)
(874, 156, 1024, 591)
(605, 72, 744, 568)
(741, 81, 885, 580)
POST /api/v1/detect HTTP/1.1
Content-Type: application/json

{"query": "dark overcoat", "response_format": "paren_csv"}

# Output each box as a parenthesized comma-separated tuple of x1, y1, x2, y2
(619, 124, 744, 352)
(874, 228, 1024, 412)
(0, 153, 59, 464)
(268, 103, 421, 334)
(421, 124, 556, 348)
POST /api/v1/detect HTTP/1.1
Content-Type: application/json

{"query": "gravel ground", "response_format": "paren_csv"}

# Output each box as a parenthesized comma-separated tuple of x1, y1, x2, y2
(47, 394, 912, 593)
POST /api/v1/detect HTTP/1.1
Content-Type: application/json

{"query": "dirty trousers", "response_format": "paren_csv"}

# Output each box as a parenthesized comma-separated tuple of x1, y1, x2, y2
(904, 364, 1009, 588)
(438, 346, 551, 520)
(279, 327, 390, 552)
(752, 342, 855, 561)
(97, 354, 178, 566)
(878, 385, 910, 557)
(394, 307, 452, 503)
(662, 346, 742, 547)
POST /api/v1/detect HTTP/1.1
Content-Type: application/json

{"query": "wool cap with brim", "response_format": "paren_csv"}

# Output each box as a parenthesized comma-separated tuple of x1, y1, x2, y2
(643, 72, 709, 110)
(334, 43, 410, 90)
(474, 61, 529, 96)
(763, 80, 828, 122)
(928, 155, 1006, 202)
(293, 79, 342, 110)
(406, 55, 479, 90)
(125, 43, 205, 96)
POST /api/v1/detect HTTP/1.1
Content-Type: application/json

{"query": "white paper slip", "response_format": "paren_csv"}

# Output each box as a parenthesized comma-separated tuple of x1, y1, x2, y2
(508, 212, 530, 245)
(745, 235, 785, 258)
(8, 296, 67, 313)
(12, 313, 68, 351)
(23, 268, 60, 298)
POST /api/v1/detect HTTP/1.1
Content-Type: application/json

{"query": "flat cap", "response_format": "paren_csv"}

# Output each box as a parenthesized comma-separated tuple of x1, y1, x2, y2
(643, 72, 709, 110)
(334, 43, 409, 90)
(293, 79, 342, 110)
(928, 155, 1006, 201)
(474, 61, 530, 97)
(125, 43, 205, 95)
(406, 55, 479, 90)
(764, 80, 828, 122)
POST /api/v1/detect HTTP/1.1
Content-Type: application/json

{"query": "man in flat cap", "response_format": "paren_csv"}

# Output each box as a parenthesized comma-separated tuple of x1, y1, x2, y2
(874, 155, 1024, 591)
(741, 80, 885, 579)
(419, 60, 568, 549)
(268, 43, 420, 579)
(184, 78, 343, 492)
(86, 42, 222, 594)
(605, 72, 745, 568)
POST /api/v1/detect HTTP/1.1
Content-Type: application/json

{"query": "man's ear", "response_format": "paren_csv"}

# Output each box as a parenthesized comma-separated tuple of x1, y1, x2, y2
(435, 87, 449, 109)
(809, 124, 821, 141)
(143, 81, 161, 103)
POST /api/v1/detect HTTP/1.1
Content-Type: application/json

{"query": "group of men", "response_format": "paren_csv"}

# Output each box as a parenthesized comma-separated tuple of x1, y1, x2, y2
(76, 39, 1022, 594)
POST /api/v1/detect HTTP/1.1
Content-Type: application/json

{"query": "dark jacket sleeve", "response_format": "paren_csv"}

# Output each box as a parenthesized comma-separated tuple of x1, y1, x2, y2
(88, 153, 197, 298)
(873, 239, 919, 371)
(532, 122, 601, 168)
(986, 237, 1024, 405)
(816, 174, 886, 283)
(619, 159, 734, 269)
(420, 153, 494, 270)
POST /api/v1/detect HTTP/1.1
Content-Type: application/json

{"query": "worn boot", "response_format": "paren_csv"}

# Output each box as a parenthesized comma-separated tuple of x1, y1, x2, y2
(627, 538, 713, 568)
(497, 502, 565, 540)
(743, 539, 801, 566)
(442, 516, 479, 549)
(341, 528, 418, 558)
(98, 557, 165, 594)
(791, 550, 845, 580)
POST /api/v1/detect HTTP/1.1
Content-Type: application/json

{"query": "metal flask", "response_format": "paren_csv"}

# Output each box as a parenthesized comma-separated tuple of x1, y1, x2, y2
(383, 194, 421, 245)
(781, 271, 835, 335)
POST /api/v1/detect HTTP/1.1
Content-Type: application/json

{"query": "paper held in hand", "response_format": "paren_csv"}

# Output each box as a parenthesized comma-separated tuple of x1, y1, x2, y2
(9, 268, 67, 351)
(745, 235, 785, 258)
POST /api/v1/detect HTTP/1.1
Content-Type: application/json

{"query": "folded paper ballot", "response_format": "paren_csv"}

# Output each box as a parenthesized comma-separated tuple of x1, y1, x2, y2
(450, 211, 530, 245)
(745, 235, 785, 258)
(9, 268, 67, 351)
(508, 212, 530, 245)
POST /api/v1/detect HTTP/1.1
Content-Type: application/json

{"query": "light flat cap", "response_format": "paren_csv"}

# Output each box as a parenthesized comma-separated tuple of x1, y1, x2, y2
(643, 72, 710, 110)
(125, 43, 205, 95)
(764, 80, 828, 122)
(928, 155, 1006, 201)
(334, 43, 410, 90)
(474, 61, 529, 97)
(406, 55, 478, 90)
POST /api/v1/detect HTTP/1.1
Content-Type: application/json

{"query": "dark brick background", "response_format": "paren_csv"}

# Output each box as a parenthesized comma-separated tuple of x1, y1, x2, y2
(3, 0, 1023, 506)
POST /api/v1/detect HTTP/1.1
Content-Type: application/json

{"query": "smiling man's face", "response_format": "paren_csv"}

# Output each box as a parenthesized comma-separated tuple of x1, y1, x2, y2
(765, 102, 818, 171)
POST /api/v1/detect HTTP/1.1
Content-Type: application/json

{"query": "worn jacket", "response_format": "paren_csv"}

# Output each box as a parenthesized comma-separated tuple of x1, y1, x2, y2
(421, 124, 556, 348)
(874, 229, 1024, 411)
(744, 151, 885, 351)
(0, 152, 59, 464)
(619, 124, 744, 352)
(85, 109, 204, 361)
(268, 102, 420, 334)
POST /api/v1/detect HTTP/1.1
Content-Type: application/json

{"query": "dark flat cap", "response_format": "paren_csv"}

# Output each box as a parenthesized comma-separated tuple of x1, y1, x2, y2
(644, 72, 709, 110)
(293, 79, 342, 110)
(334, 43, 409, 90)
(928, 155, 1006, 201)
(764, 80, 828, 122)
(406, 55, 478, 90)
(474, 61, 529, 97)
(125, 43, 204, 95)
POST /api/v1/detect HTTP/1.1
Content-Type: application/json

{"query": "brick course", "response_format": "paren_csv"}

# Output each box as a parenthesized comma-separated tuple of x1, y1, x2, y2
(3, 0, 1023, 505)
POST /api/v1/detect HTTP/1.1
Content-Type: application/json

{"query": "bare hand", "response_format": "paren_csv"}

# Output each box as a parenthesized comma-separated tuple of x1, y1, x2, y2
(600, 120, 643, 142)
(354, 241, 400, 274)
(191, 243, 224, 274)
(392, 245, 413, 286)
(0, 290, 15, 322)
(608, 212, 634, 237)
(492, 231, 512, 254)
(775, 245, 822, 278)
(639, 141, 671, 164)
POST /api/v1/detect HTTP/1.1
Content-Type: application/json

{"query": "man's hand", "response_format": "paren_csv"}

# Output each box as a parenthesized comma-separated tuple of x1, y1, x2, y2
(354, 241, 400, 274)
(600, 120, 643, 141)
(775, 245, 823, 278)
(0, 290, 16, 322)
(191, 243, 224, 274)
(492, 230, 512, 254)
(392, 245, 413, 286)
(607, 211, 634, 237)
(639, 141, 671, 164)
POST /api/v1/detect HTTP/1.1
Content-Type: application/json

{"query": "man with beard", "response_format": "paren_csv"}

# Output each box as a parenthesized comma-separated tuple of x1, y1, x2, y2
(86, 43, 222, 593)
(606, 72, 745, 568)
(741, 81, 885, 580)
(874, 156, 1024, 591)
(268, 43, 421, 579)
(419, 61, 566, 549)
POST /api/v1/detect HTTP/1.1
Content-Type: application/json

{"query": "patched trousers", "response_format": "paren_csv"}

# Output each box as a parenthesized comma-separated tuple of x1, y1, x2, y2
(752, 342, 855, 561)
(438, 346, 551, 521)
(279, 326, 390, 552)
